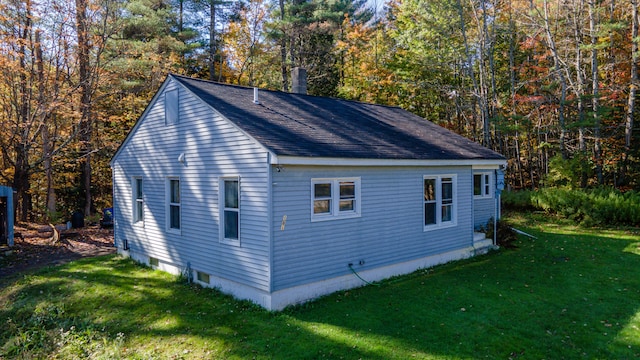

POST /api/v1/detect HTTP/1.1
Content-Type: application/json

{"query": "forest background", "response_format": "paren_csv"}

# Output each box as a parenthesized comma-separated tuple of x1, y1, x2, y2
(1, 0, 639, 223)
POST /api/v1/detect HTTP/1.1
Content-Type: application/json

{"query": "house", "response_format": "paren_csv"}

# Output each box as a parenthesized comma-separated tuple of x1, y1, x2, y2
(0, 185, 14, 247)
(110, 72, 506, 310)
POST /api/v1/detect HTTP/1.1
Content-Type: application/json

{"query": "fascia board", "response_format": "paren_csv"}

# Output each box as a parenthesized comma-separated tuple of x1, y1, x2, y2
(270, 155, 507, 167)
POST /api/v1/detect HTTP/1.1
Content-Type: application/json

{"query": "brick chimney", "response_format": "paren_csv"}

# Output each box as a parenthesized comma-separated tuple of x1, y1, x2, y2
(291, 67, 307, 94)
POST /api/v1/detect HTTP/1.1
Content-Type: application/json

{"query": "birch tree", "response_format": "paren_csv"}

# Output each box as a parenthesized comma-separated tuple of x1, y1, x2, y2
(624, 0, 638, 183)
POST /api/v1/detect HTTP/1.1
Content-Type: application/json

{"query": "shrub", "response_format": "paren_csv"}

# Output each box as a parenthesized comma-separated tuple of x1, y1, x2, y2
(543, 153, 594, 189)
(501, 190, 535, 210)
(485, 218, 519, 248)
(505, 187, 640, 226)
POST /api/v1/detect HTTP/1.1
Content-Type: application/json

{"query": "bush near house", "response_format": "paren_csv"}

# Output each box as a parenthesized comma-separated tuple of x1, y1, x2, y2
(484, 218, 519, 248)
(502, 187, 640, 226)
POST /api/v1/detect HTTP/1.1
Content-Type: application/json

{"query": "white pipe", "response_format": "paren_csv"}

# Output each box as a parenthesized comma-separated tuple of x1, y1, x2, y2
(253, 87, 259, 104)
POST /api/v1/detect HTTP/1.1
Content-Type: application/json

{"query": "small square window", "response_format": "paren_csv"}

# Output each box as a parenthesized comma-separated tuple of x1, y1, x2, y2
(196, 271, 210, 284)
(149, 257, 159, 267)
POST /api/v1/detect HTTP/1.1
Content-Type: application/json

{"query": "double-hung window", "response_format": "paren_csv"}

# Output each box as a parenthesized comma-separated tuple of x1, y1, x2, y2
(424, 175, 456, 230)
(312, 178, 361, 221)
(133, 177, 143, 223)
(220, 177, 240, 244)
(473, 172, 492, 198)
(167, 177, 181, 231)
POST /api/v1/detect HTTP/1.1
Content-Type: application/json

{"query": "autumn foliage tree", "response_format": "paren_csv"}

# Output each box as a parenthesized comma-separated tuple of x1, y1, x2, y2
(0, 0, 639, 224)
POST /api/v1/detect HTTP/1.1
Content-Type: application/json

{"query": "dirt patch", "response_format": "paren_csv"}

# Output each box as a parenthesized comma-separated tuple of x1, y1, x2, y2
(0, 223, 115, 281)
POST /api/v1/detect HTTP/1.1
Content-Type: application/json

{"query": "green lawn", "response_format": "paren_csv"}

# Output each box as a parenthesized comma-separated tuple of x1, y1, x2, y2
(2, 212, 640, 359)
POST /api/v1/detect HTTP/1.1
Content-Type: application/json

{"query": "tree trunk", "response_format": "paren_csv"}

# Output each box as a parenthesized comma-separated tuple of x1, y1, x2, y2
(76, 0, 93, 217)
(456, 0, 483, 145)
(279, 0, 290, 91)
(179, 0, 184, 32)
(623, 0, 638, 185)
(507, 0, 524, 188)
(482, 0, 497, 149)
(541, 0, 567, 159)
(589, 0, 603, 184)
(43, 124, 56, 215)
(475, 0, 490, 148)
(570, 0, 588, 187)
(13, 146, 31, 222)
(36, 29, 56, 216)
(14, 0, 33, 222)
(209, 0, 216, 81)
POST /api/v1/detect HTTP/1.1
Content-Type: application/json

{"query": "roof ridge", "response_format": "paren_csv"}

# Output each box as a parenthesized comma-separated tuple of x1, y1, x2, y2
(168, 73, 407, 111)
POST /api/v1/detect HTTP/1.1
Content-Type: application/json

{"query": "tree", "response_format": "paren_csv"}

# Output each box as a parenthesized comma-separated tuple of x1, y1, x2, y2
(0, 0, 77, 221)
(336, 12, 397, 104)
(223, 0, 272, 86)
(588, 0, 603, 184)
(75, 0, 93, 217)
(623, 0, 638, 184)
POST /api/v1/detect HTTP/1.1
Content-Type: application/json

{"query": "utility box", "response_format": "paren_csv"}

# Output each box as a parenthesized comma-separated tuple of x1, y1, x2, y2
(71, 211, 85, 229)
(0, 186, 14, 247)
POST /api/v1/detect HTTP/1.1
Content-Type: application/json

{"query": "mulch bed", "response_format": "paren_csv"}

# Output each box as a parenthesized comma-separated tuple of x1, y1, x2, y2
(0, 223, 115, 281)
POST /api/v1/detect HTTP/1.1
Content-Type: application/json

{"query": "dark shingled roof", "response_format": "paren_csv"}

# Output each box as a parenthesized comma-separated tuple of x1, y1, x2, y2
(171, 74, 505, 161)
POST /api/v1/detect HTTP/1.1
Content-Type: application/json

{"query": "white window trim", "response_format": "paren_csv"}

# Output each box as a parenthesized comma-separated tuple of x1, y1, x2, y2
(473, 171, 493, 199)
(166, 177, 181, 234)
(132, 176, 144, 225)
(311, 177, 361, 222)
(423, 174, 457, 231)
(219, 176, 240, 246)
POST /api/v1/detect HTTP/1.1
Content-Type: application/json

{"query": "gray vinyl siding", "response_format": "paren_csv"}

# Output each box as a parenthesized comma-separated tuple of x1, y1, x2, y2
(112, 79, 270, 291)
(473, 170, 497, 229)
(271, 165, 474, 291)
(474, 198, 495, 229)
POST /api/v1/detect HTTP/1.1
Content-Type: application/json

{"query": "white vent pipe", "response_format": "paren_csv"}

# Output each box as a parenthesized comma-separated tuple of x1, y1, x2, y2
(253, 87, 259, 104)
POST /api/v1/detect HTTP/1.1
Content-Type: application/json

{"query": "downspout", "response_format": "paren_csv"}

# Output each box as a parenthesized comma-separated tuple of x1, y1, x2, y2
(111, 166, 116, 248)
(493, 197, 500, 247)
(8, 189, 14, 247)
(470, 168, 476, 249)
(494, 167, 506, 247)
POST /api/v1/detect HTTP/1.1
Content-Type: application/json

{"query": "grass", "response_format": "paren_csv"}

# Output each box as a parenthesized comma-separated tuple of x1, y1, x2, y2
(1, 212, 640, 359)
